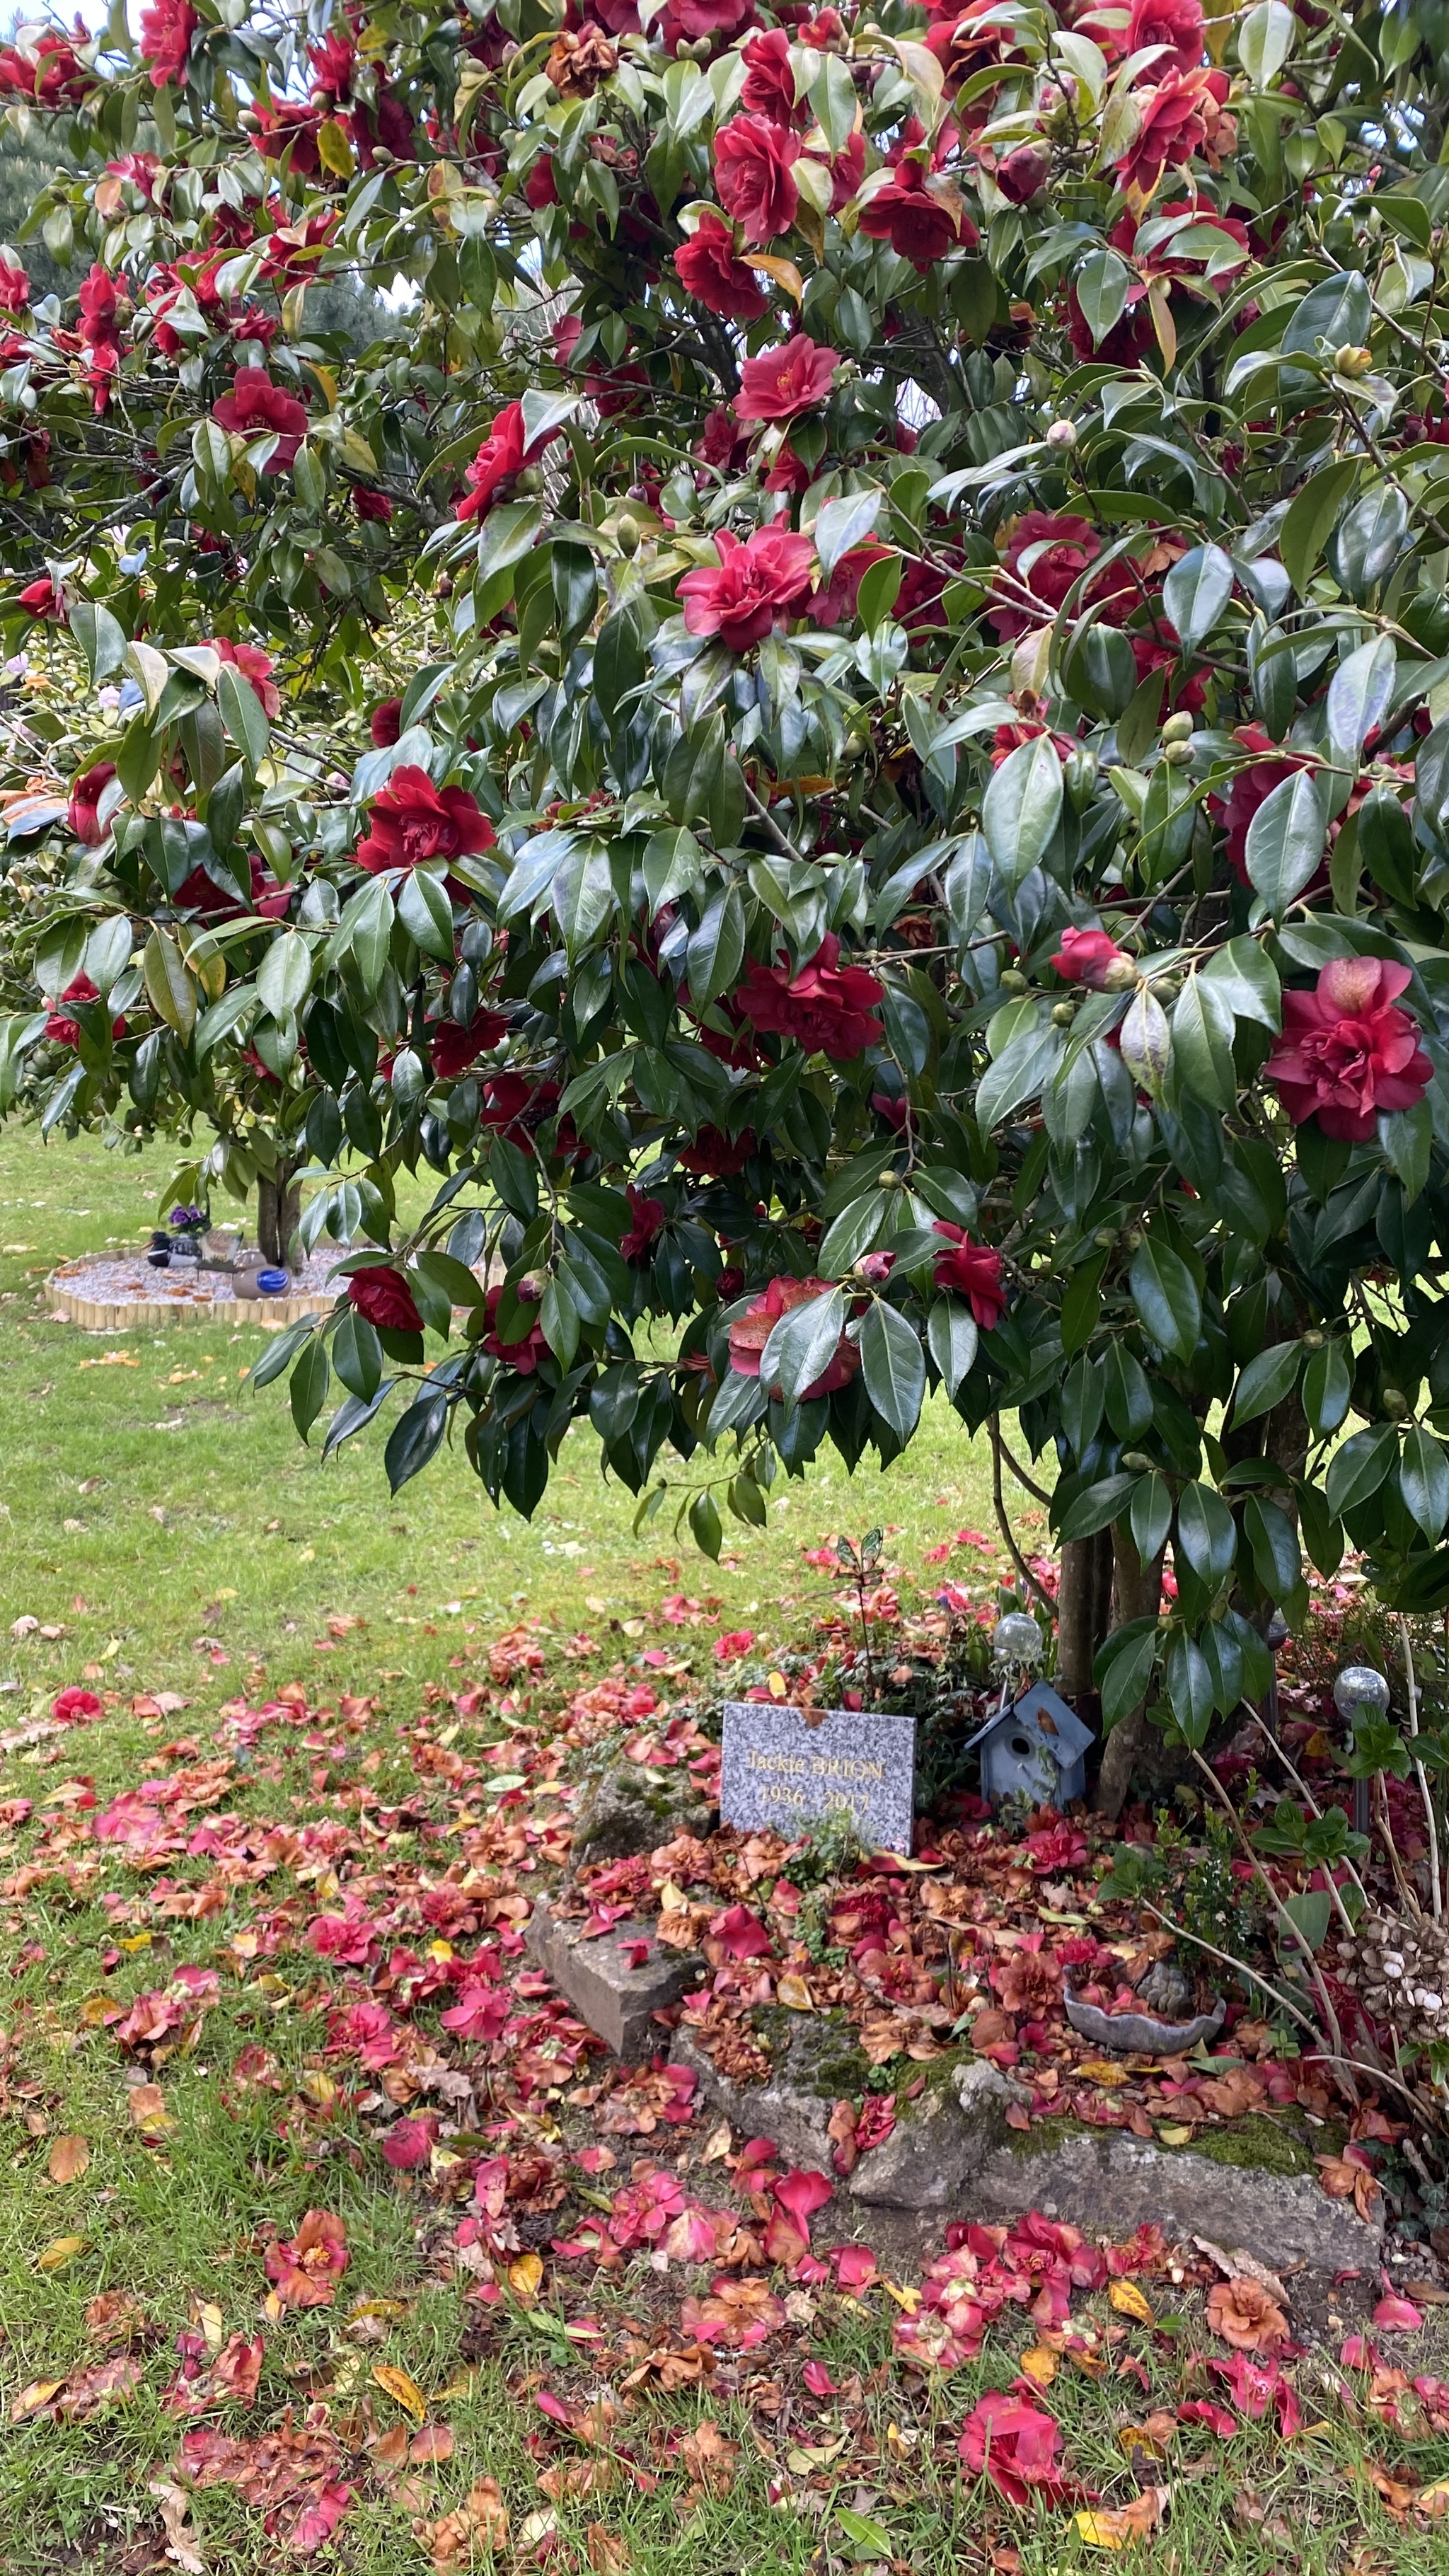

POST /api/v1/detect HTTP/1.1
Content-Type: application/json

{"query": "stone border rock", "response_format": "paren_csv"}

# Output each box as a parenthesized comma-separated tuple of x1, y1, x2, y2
(526, 1897, 708, 2062)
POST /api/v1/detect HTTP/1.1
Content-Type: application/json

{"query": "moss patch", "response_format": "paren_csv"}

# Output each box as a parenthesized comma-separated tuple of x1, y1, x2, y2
(1002, 2107, 1316, 2179)
(752, 2007, 872, 2101)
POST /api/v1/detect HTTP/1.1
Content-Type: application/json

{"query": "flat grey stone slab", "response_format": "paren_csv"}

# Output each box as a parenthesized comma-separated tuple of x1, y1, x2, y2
(526, 1895, 705, 2062)
(719, 1699, 916, 1854)
(674, 2016, 1381, 2276)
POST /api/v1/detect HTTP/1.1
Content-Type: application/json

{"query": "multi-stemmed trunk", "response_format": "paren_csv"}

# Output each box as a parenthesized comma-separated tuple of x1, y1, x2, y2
(255, 1163, 302, 1268)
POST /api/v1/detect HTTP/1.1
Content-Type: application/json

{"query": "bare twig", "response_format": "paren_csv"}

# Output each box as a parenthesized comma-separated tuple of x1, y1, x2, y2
(1399, 1615, 1443, 1924)
(987, 1415, 1055, 1613)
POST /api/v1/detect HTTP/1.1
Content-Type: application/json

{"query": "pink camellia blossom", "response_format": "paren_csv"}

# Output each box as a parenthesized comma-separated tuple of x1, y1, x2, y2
(995, 141, 1049, 202)
(677, 524, 816, 652)
(712, 114, 799, 245)
(0, 257, 29, 312)
(991, 509, 1101, 641)
(1264, 959, 1433, 1143)
(931, 1225, 1006, 1330)
(139, 0, 196, 86)
(809, 540, 892, 630)
(714, 1629, 756, 1660)
(705, 1901, 773, 1959)
(959, 2389, 1090, 2508)
(1373, 2291, 1425, 2332)
(68, 761, 117, 847)
(265, 2210, 349, 2309)
(674, 209, 768, 320)
(440, 1982, 511, 2042)
(763, 2165, 833, 2261)
(740, 28, 804, 125)
(52, 1687, 103, 1725)
(1050, 924, 1132, 989)
(381, 2115, 438, 2170)
(18, 573, 65, 619)
(454, 399, 564, 522)
(210, 369, 308, 471)
(1114, 65, 1233, 204)
(727, 1274, 861, 1396)
(1127, 0, 1205, 74)
(735, 932, 885, 1055)
(207, 637, 279, 720)
(734, 333, 838, 423)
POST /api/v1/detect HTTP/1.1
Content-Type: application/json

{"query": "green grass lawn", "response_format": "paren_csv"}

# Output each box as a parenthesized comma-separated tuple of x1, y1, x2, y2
(0, 1120, 1005, 1716)
(1, 1122, 1445, 2576)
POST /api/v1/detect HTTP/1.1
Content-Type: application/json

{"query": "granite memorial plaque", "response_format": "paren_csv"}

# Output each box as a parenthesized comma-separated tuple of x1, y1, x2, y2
(719, 1699, 916, 1855)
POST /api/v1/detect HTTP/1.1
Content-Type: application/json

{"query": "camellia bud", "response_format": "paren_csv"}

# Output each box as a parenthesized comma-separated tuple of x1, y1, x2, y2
(1045, 417, 1077, 448)
(1121, 1450, 1154, 1472)
(1162, 739, 1193, 766)
(1000, 968, 1029, 993)
(1150, 975, 1179, 1003)
(1051, 1000, 1075, 1026)
(518, 1271, 548, 1303)
(1101, 955, 1139, 993)
(1064, 745, 1097, 811)
(516, 465, 544, 493)
(1334, 344, 1373, 377)
(616, 513, 640, 556)
(1382, 1387, 1410, 1419)
(1161, 710, 1194, 744)
(1300, 1329, 1324, 1348)
(877, 1168, 904, 1189)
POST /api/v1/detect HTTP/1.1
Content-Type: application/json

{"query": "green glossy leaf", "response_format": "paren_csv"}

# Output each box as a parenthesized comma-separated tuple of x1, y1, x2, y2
(1128, 1240, 1201, 1361)
(860, 1300, 925, 1438)
(1232, 1340, 1301, 1428)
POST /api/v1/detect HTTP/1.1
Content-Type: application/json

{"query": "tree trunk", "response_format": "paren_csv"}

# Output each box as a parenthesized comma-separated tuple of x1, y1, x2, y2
(1091, 1530, 1167, 1820)
(256, 1165, 302, 1267)
(1055, 1528, 1115, 1711)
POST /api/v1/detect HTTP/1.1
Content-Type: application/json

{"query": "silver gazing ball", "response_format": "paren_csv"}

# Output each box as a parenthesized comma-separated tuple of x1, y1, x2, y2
(1333, 1664, 1391, 1722)
(993, 1612, 1043, 1666)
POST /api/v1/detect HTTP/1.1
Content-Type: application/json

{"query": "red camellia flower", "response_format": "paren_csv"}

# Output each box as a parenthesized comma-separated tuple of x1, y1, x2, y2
(1216, 724, 1311, 883)
(0, 258, 30, 313)
(713, 115, 800, 246)
(1114, 66, 1231, 203)
(480, 1073, 561, 1139)
(995, 141, 1050, 202)
(175, 852, 289, 920)
(736, 932, 886, 1056)
(265, 2210, 349, 2309)
(370, 698, 403, 748)
(674, 211, 768, 321)
(727, 1274, 861, 1395)
(931, 1225, 1006, 1329)
(741, 28, 804, 125)
(678, 1124, 756, 1175)
(454, 400, 563, 522)
(210, 368, 309, 471)
(621, 1184, 668, 1260)
(347, 1267, 425, 1334)
(0, 30, 91, 107)
(1050, 925, 1132, 989)
(354, 766, 496, 874)
(859, 161, 977, 270)
(429, 1008, 509, 1080)
(678, 525, 816, 652)
(208, 637, 279, 719)
(354, 484, 393, 521)
(1128, 0, 1204, 73)
(139, 0, 197, 84)
(18, 573, 64, 620)
(45, 974, 125, 1046)
(991, 510, 1101, 640)
(734, 333, 838, 422)
(440, 1982, 510, 2041)
(959, 2389, 1085, 2508)
(52, 1686, 103, 1726)
(69, 761, 117, 847)
(381, 2115, 438, 2170)
(1264, 959, 1434, 1143)
(809, 541, 893, 629)
(482, 1285, 550, 1373)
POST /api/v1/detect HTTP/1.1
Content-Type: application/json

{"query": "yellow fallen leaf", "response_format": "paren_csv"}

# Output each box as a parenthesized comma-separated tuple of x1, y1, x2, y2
(1158, 2123, 1195, 2146)
(299, 2069, 337, 2106)
(117, 1933, 152, 1953)
(509, 2253, 544, 2304)
(128, 2083, 175, 2135)
(1020, 2345, 1058, 2386)
(371, 2362, 427, 2422)
(785, 2436, 848, 2471)
(879, 2279, 920, 2314)
(37, 2234, 87, 2272)
(47, 2134, 90, 2185)
(1109, 2280, 1156, 2326)
(1074, 2490, 1167, 2548)
(1419, 2479, 1449, 2519)
(775, 1974, 814, 2011)
(11, 2380, 64, 2422)
(1077, 2060, 1129, 2087)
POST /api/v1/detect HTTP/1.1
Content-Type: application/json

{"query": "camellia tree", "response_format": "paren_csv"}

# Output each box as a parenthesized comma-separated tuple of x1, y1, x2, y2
(8, 0, 1449, 1873)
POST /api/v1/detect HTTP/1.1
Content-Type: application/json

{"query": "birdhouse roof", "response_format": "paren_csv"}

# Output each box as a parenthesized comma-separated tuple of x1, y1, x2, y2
(964, 1681, 1094, 1759)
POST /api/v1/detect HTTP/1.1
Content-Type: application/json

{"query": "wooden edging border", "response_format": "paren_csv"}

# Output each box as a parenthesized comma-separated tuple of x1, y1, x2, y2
(45, 1276, 335, 1334)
